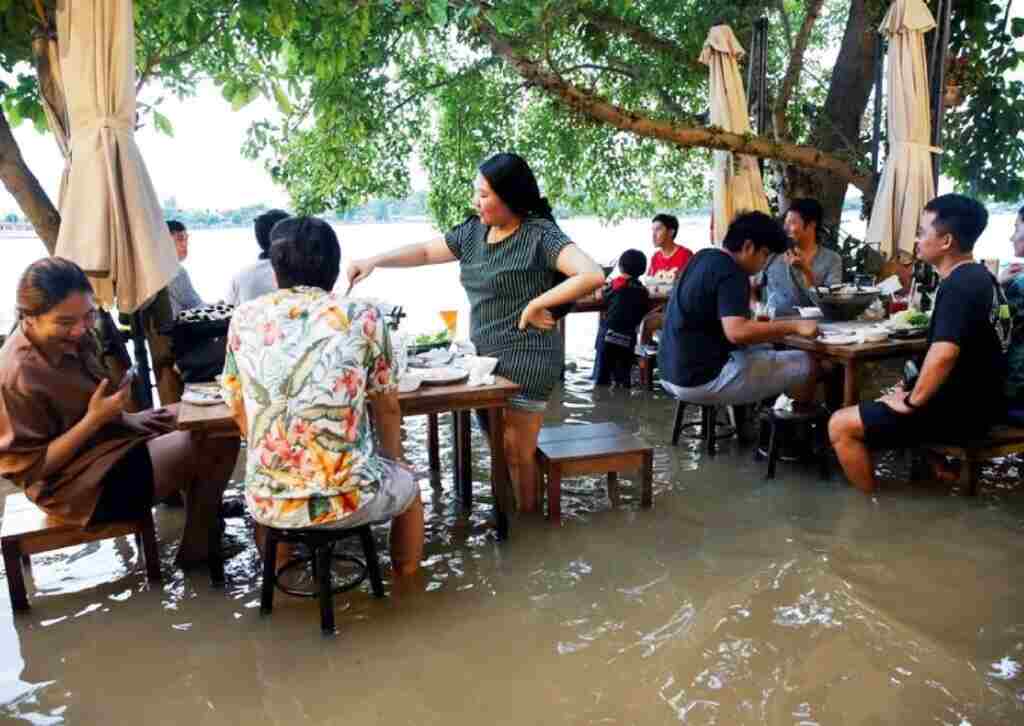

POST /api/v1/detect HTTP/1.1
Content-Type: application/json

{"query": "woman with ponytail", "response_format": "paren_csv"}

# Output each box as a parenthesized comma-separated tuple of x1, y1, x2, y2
(348, 152, 605, 513)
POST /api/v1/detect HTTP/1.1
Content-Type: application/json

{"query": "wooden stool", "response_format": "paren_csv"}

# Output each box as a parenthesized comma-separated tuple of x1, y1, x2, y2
(536, 423, 653, 524)
(920, 424, 1024, 495)
(260, 524, 384, 635)
(757, 406, 831, 480)
(670, 402, 737, 456)
(1, 493, 161, 612)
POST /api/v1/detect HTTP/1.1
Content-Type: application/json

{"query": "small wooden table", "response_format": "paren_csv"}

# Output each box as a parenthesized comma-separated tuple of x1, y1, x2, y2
(177, 376, 521, 540)
(781, 334, 929, 407)
(536, 422, 653, 524)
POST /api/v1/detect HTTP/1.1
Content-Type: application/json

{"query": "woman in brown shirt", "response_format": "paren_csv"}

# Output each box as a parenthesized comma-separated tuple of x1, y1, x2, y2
(0, 258, 238, 564)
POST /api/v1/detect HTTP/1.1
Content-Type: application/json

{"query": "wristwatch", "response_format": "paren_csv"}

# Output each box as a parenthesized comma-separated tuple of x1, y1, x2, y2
(903, 394, 919, 411)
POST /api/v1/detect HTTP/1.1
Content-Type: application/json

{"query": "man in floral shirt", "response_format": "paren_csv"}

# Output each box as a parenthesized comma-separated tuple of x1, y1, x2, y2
(221, 217, 423, 575)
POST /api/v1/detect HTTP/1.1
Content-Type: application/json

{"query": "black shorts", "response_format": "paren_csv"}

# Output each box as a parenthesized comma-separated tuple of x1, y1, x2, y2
(859, 401, 986, 449)
(90, 443, 155, 525)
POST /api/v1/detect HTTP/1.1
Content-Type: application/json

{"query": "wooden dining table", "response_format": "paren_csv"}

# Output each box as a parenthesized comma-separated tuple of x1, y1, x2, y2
(177, 376, 521, 541)
(781, 332, 929, 407)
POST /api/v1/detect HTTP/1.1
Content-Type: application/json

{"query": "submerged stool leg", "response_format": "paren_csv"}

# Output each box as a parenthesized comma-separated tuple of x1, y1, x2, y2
(358, 526, 385, 598)
(765, 419, 780, 480)
(316, 543, 335, 634)
(260, 528, 280, 615)
(671, 402, 686, 445)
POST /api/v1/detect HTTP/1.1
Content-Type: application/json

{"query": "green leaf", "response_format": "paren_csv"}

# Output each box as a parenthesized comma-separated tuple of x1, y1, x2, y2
(231, 85, 257, 111)
(272, 82, 293, 114)
(427, 0, 447, 26)
(152, 109, 174, 137)
(250, 401, 286, 447)
(285, 337, 330, 397)
(1012, 18, 1024, 38)
(307, 496, 332, 521)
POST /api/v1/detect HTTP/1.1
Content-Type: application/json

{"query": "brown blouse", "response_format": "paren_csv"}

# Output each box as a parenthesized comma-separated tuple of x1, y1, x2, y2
(0, 327, 150, 525)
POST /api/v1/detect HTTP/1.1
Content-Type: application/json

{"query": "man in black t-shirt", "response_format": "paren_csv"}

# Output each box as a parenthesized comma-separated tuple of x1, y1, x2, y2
(658, 211, 819, 406)
(829, 194, 1012, 493)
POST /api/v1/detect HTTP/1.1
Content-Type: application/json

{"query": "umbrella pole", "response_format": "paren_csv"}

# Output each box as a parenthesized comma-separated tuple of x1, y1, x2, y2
(871, 39, 885, 175)
(129, 312, 155, 409)
(930, 0, 953, 189)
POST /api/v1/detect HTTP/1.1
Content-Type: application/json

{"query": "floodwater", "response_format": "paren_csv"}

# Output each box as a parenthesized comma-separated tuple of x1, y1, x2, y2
(1, 215, 1024, 724)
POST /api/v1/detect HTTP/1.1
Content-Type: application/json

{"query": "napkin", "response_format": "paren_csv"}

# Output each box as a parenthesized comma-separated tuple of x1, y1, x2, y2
(877, 275, 902, 296)
(773, 394, 794, 412)
(797, 307, 823, 318)
(464, 356, 498, 386)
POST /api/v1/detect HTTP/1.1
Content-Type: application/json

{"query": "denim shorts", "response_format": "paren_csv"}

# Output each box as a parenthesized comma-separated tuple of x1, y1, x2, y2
(661, 347, 812, 406)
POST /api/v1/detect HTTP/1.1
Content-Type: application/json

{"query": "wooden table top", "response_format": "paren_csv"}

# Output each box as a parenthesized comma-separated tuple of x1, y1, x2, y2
(177, 376, 522, 432)
(781, 334, 929, 361)
(571, 292, 669, 314)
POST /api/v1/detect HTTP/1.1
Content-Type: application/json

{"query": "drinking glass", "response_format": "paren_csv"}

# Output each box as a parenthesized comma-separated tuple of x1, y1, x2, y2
(392, 332, 409, 377)
(440, 309, 458, 338)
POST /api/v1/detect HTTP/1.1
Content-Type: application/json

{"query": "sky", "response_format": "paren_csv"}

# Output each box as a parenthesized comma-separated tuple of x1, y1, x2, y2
(0, 80, 290, 215)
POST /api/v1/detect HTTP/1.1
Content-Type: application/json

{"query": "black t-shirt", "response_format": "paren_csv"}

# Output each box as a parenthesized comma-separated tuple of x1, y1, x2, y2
(923, 263, 1008, 426)
(604, 279, 650, 337)
(658, 249, 750, 387)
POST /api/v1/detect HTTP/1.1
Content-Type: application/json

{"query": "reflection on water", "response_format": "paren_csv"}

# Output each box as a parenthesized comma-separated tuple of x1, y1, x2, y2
(1, 215, 1024, 723)
(3, 356, 1024, 725)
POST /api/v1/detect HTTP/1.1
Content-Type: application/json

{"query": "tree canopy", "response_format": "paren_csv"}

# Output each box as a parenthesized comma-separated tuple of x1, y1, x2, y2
(0, 0, 1020, 239)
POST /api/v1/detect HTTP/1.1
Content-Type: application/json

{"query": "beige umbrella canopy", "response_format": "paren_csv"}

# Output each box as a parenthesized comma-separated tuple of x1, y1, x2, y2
(699, 25, 770, 244)
(54, 0, 178, 313)
(865, 0, 939, 258)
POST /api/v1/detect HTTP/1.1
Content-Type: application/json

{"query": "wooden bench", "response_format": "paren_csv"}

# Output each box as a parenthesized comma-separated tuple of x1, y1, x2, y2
(536, 423, 653, 524)
(921, 424, 1024, 495)
(1, 493, 161, 612)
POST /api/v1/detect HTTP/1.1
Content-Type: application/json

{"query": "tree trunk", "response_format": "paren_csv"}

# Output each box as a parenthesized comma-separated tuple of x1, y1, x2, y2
(785, 0, 883, 229)
(0, 106, 60, 253)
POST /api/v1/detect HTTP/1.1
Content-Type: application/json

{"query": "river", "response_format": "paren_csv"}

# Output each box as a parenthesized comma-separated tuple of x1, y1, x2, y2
(1, 212, 1023, 724)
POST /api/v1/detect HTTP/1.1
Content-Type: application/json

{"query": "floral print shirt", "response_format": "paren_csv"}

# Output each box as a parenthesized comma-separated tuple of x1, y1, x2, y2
(221, 286, 396, 529)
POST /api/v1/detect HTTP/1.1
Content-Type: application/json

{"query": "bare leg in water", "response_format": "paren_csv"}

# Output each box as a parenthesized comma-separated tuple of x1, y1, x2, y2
(828, 406, 877, 492)
(147, 431, 240, 564)
(503, 408, 545, 513)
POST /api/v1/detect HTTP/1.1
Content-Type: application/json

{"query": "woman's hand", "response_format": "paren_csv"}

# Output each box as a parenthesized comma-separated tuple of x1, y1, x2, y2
(122, 408, 176, 435)
(518, 301, 556, 331)
(87, 379, 130, 427)
(346, 258, 378, 294)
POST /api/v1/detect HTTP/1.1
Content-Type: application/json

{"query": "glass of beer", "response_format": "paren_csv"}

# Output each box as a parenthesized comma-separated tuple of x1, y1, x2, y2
(440, 309, 458, 338)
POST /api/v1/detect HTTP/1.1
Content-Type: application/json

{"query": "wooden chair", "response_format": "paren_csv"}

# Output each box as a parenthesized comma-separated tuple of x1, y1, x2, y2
(1, 493, 161, 612)
(920, 424, 1024, 495)
(260, 524, 385, 635)
(636, 344, 659, 391)
(536, 423, 653, 524)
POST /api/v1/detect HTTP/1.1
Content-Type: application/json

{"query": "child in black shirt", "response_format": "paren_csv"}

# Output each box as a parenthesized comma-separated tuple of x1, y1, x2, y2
(594, 249, 650, 386)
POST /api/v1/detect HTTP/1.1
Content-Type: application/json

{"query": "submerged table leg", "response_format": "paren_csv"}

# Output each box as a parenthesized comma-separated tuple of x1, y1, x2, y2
(843, 361, 860, 407)
(487, 406, 512, 540)
(458, 411, 472, 506)
(427, 414, 440, 480)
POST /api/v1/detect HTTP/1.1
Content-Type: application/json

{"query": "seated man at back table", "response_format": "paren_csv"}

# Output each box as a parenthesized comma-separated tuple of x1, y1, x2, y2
(756, 198, 842, 316)
(221, 216, 424, 574)
(829, 194, 1013, 493)
(642, 213, 693, 340)
(658, 211, 820, 408)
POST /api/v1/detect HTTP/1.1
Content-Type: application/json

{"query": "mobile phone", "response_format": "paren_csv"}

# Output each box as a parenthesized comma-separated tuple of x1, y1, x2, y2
(120, 365, 139, 390)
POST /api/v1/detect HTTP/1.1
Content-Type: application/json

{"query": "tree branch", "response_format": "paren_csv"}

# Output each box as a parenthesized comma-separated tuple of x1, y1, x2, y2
(773, 0, 825, 141)
(0, 106, 60, 253)
(474, 16, 871, 193)
(578, 9, 704, 72)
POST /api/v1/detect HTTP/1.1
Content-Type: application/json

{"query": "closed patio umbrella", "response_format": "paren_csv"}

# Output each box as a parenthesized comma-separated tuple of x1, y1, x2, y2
(700, 25, 769, 244)
(54, 0, 178, 313)
(865, 0, 939, 258)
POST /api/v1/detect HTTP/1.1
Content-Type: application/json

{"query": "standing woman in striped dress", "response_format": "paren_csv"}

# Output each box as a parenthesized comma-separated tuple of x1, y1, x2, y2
(347, 153, 605, 512)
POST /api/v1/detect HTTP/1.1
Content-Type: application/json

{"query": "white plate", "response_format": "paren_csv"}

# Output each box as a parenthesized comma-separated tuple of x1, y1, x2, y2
(398, 375, 422, 393)
(819, 333, 859, 345)
(418, 366, 469, 385)
(182, 388, 224, 405)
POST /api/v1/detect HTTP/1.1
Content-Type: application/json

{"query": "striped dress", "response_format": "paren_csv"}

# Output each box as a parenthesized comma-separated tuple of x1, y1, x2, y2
(445, 215, 572, 406)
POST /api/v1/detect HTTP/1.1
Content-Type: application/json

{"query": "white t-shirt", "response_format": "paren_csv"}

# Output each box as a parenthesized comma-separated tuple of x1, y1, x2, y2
(226, 259, 277, 305)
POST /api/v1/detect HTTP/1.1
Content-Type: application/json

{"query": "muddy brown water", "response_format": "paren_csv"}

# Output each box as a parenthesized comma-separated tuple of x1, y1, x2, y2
(2, 362, 1024, 725)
